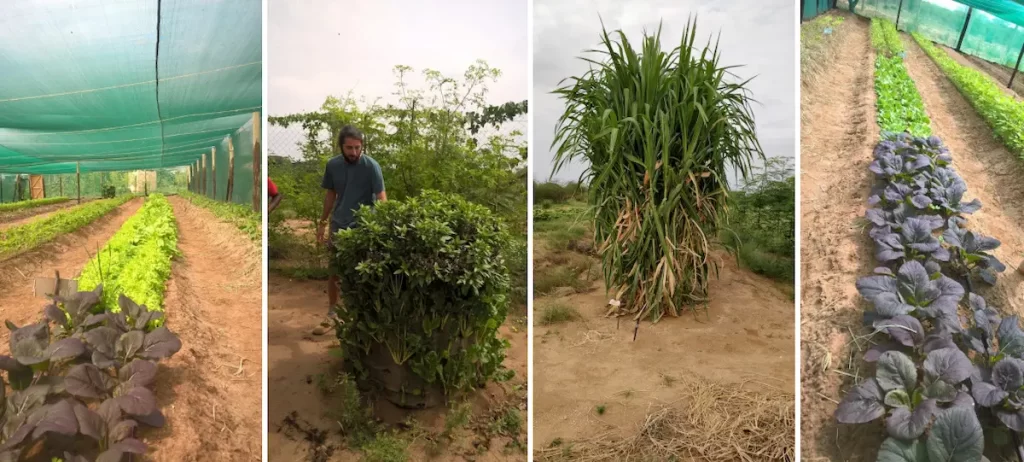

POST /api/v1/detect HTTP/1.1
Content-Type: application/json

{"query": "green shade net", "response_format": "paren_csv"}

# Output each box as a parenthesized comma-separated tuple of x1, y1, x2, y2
(848, 0, 1024, 71)
(805, 0, 840, 20)
(0, 0, 262, 181)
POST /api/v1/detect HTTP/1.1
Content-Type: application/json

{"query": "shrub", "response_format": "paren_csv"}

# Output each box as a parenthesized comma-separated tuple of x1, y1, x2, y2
(332, 191, 513, 406)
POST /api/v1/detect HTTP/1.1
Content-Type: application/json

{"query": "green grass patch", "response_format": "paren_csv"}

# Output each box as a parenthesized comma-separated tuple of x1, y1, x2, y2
(0, 195, 135, 259)
(538, 303, 582, 325)
(78, 194, 178, 315)
(0, 196, 69, 213)
(180, 191, 260, 242)
(914, 33, 1024, 159)
(360, 432, 409, 462)
(533, 264, 590, 296)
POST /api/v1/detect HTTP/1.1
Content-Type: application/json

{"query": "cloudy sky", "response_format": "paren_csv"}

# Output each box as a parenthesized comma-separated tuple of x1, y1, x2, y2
(268, 0, 528, 157)
(534, 0, 797, 183)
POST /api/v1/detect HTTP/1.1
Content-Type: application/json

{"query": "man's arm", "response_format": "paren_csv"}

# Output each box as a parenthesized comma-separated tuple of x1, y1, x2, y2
(268, 192, 283, 213)
(372, 161, 386, 202)
(376, 191, 387, 202)
(321, 190, 337, 223)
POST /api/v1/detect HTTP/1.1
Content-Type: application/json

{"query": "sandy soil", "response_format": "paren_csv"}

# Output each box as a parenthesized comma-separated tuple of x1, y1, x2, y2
(798, 14, 1024, 459)
(799, 13, 882, 460)
(0, 199, 89, 230)
(532, 251, 795, 448)
(148, 196, 264, 461)
(0, 196, 263, 461)
(267, 273, 528, 462)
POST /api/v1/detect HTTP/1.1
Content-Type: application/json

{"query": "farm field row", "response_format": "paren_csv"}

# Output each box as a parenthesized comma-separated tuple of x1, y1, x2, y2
(801, 11, 1024, 461)
(0, 194, 262, 461)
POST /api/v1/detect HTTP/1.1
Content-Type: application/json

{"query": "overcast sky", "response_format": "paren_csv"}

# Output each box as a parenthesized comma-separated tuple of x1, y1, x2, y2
(268, 0, 528, 158)
(534, 0, 796, 183)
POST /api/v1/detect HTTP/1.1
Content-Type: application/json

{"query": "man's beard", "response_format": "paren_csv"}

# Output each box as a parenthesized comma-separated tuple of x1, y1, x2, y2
(343, 153, 360, 164)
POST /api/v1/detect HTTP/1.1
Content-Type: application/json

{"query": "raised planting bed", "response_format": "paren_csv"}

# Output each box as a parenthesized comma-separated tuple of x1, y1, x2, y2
(0, 286, 182, 461)
(0, 197, 70, 214)
(872, 18, 931, 136)
(914, 33, 1024, 160)
(332, 191, 514, 408)
(835, 133, 1016, 459)
(78, 194, 178, 317)
(179, 191, 259, 243)
(0, 195, 135, 259)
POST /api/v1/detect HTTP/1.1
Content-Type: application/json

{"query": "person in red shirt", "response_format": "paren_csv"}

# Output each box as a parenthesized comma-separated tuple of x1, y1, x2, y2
(268, 177, 283, 213)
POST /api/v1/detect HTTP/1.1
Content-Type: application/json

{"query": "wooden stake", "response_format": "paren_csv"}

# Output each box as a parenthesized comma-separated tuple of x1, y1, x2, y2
(201, 154, 207, 196)
(76, 162, 81, 204)
(252, 111, 261, 212)
(956, 7, 973, 52)
(211, 147, 217, 199)
(226, 137, 235, 202)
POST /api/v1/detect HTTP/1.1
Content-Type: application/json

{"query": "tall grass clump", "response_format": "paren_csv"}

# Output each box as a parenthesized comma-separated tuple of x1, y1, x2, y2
(551, 18, 764, 321)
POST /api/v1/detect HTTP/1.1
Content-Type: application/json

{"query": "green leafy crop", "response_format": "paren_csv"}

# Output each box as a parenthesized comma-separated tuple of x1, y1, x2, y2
(870, 18, 904, 58)
(913, 33, 1024, 160)
(78, 194, 178, 316)
(0, 197, 69, 214)
(0, 195, 135, 259)
(875, 55, 932, 136)
(179, 191, 260, 242)
(332, 190, 513, 403)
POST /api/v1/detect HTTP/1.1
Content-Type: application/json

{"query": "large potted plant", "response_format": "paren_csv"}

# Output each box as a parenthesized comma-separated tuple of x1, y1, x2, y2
(332, 190, 513, 408)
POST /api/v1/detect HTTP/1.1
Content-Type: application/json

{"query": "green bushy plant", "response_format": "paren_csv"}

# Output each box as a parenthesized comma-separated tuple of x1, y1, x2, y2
(332, 190, 513, 405)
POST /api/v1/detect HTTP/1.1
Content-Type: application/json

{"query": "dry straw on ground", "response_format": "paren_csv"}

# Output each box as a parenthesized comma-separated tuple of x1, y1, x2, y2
(535, 378, 794, 461)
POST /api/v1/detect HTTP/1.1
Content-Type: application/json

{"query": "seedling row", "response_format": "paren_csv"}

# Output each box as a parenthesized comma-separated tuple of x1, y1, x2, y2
(0, 194, 184, 461)
(832, 20, 1017, 460)
(0, 197, 70, 215)
(0, 195, 136, 259)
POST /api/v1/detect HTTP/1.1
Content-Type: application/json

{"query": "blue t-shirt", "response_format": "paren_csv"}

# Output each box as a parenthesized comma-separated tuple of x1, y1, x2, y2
(321, 154, 385, 230)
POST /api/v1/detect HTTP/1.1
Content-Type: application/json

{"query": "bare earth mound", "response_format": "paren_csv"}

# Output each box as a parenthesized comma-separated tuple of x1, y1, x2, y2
(533, 253, 794, 461)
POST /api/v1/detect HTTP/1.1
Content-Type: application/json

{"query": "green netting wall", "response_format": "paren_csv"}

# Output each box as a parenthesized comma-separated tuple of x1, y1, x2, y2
(185, 117, 256, 207)
(845, 0, 1024, 72)
(804, 0, 840, 21)
(0, 168, 186, 204)
(0, 1, 262, 209)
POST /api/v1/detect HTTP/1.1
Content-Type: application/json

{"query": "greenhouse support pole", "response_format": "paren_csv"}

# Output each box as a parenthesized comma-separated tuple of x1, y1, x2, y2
(956, 7, 973, 52)
(252, 111, 261, 212)
(76, 162, 81, 204)
(895, 0, 904, 29)
(1009, 40, 1024, 88)
(1, 175, 4, 203)
(59, 176, 63, 196)
(211, 147, 217, 200)
(201, 153, 207, 197)
(226, 137, 235, 202)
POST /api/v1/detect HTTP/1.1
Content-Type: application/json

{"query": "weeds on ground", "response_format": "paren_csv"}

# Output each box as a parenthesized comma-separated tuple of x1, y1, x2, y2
(539, 303, 582, 325)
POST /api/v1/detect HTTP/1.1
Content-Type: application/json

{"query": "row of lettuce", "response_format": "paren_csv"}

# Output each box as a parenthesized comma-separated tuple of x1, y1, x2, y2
(871, 19, 931, 137)
(78, 194, 179, 319)
(0, 196, 69, 214)
(834, 21, 1012, 460)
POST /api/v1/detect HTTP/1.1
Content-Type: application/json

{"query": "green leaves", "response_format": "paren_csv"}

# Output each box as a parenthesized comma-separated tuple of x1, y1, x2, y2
(333, 191, 512, 399)
(550, 18, 764, 321)
(78, 194, 178, 316)
(913, 33, 1024, 161)
(874, 53, 931, 137)
(0, 195, 134, 258)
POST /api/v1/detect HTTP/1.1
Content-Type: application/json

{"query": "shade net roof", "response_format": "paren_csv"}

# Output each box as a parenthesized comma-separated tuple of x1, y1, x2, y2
(0, 0, 262, 175)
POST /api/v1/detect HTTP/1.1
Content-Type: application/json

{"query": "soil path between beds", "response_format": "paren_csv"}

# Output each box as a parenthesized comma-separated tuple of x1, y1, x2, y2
(148, 196, 263, 461)
(799, 12, 882, 461)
